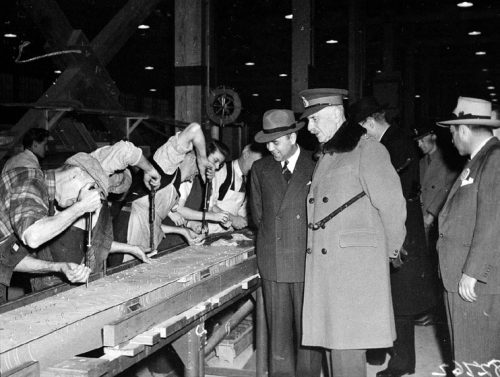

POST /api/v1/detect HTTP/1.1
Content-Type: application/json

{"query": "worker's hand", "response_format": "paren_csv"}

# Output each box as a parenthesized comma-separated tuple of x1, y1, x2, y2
(186, 221, 203, 234)
(423, 213, 435, 228)
(197, 156, 215, 182)
(60, 263, 91, 283)
(183, 228, 206, 245)
(76, 183, 102, 214)
(144, 167, 161, 191)
(459, 273, 478, 302)
(129, 245, 154, 264)
(231, 215, 247, 230)
(208, 211, 230, 224)
(168, 211, 187, 226)
(390, 247, 408, 269)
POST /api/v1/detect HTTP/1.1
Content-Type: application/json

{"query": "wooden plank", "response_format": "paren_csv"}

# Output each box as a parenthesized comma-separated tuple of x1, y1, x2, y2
(44, 357, 108, 377)
(204, 367, 256, 377)
(103, 342, 145, 358)
(1, 245, 255, 374)
(103, 257, 256, 346)
(129, 329, 161, 346)
(3, 361, 39, 377)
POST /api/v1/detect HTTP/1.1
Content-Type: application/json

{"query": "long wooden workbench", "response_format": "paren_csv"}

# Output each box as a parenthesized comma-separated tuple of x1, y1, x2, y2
(0, 238, 263, 377)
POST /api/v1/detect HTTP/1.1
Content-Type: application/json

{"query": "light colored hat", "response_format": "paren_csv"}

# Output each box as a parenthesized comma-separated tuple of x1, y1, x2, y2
(254, 109, 304, 143)
(437, 96, 500, 128)
(299, 88, 348, 119)
(65, 152, 109, 197)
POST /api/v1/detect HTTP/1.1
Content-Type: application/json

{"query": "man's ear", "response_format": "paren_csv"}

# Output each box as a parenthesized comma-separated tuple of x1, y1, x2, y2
(289, 132, 298, 144)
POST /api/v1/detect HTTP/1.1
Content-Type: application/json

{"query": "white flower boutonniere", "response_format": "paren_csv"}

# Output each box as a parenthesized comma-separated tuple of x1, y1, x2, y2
(460, 168, 474, 187)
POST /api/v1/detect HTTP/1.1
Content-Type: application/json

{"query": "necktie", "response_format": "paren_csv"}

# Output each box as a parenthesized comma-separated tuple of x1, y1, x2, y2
(239, 175, 247, 193)
(282, 160, 292, 183)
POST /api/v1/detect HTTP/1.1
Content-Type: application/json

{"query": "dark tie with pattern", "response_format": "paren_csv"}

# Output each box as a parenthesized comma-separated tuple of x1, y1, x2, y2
(239, 175, 247, 193)
(282, 160, 292, 183)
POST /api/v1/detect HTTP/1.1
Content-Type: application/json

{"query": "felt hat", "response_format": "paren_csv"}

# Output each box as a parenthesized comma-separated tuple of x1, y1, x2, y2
(254, 109, 304, 143)
(436, 96, 500, 127)
(348, 96, 386, 124)
(65, 152, 109, 197)
(299, 88, 348, 119)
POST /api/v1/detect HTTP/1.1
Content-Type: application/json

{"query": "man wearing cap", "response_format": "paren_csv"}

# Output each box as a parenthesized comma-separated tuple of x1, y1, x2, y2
(349, 97, 438, 377)
(299, 89, 406, 376)
(0, 154, 104, 303)
(250, 109, 321, 377)
(436, 96, 500, 365)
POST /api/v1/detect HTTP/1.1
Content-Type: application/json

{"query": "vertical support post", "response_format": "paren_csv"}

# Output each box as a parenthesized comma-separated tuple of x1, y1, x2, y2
(173, 326, 205, 377)
(348, 0, 366, 102)
(291, 0, 312, 113)
(256, 286, 268, 377)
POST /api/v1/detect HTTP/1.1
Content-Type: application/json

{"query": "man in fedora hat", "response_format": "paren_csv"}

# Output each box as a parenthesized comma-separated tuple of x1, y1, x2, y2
(349, 96, 438, 377)
(250, 109, 321, 377)
(436, 96, 500, 365)
(299, 89, 406, 377)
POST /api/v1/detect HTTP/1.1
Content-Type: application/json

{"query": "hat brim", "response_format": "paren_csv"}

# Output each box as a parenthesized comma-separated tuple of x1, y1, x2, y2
(436, 119, 500, 128)
(299, 104, 331, 120)
(254, 121, 305, 143)
(413, 131, 434, 140)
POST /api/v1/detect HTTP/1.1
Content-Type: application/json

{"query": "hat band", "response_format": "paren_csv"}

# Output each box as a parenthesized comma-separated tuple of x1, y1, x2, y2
(451, 112, 490, 120)
(263, 123, 297, 134)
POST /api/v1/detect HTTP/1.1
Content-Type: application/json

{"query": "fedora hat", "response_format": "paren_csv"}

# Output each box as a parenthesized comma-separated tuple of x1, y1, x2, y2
(348, 97, 386, 124)
(437, 96, 500, 128)
(299, 88, 348, 119)
(254, 109, 304, 143)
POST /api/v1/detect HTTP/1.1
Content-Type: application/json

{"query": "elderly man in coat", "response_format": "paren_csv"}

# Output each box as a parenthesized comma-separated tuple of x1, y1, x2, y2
(299, 88, 407, 377)
(436, 96, 500, 366)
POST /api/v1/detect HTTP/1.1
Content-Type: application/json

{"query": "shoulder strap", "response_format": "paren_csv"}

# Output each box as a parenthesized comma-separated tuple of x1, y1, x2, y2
(218, 162, 234, 200)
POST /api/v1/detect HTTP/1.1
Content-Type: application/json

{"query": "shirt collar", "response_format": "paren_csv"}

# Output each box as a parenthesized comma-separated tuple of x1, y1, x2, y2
(233, 159, 243, 177)
(470, 136, 494, 160)
(282, 145, 300, 173)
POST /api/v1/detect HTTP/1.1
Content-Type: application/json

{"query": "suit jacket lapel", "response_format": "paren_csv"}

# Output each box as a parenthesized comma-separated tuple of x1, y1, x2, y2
(280, 151, 311, 209)
(262, 159, 288, 199)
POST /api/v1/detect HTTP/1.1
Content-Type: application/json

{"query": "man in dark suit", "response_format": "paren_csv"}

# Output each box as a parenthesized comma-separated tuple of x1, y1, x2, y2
(436, 96, 500, 365)
(250, 109, 321, 377)
(350, 97, 438, 377)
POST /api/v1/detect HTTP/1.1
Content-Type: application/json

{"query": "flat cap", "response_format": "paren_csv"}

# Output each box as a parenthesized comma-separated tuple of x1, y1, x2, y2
(299, 88, 348, 119)
(65, 152, 109, 197)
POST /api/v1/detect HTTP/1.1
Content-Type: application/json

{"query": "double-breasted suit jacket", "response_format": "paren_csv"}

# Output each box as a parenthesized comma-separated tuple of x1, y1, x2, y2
(438, 137, 500, 295)
(250, 149, 315, 282)
(302, 136, 407, 350)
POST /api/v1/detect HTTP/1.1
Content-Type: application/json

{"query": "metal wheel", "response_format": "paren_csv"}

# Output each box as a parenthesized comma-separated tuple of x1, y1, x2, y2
(207, 87, 242, 126)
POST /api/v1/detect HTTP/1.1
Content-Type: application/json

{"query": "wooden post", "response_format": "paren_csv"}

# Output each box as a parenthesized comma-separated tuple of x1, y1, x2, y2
(172, 328, 203, 377)
(291, 0, 312, 112)
(348, 0, 366, 102)
(175, 0, 211, 127)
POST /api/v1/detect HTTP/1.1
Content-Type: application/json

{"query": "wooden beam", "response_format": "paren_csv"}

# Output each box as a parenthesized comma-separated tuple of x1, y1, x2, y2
(45, 357, 108, 377)
(3, 361, 39, 377)
(291, 0, 311, 112)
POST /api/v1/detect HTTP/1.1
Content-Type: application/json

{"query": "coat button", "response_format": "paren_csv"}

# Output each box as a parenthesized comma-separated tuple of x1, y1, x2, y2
(323, 197, 328, 203)
(309, 198, 315, 204)
(321, 248, 327, 255)
(439, 233, 444, 238)
(306, 248, 312, 254)
(296, 214, 300, 219)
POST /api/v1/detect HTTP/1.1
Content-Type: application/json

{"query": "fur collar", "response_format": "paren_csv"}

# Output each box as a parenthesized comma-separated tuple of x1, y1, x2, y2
(322, 121, 366, 154)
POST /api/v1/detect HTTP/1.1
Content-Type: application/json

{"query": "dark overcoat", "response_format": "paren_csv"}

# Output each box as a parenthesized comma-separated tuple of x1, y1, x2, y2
(381, 126, 438, 315)
(250, 149, 315, 282)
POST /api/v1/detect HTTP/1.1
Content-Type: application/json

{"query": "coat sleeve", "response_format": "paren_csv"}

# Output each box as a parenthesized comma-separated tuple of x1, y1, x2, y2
(249, 164, 263, 228)
(463, 147, 500, 283)
(359, 141, 407, 257)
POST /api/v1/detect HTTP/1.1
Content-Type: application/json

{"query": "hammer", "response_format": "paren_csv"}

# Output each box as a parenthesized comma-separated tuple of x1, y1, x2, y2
(149, 187, 156, 252)
(85, 211, 93, 288)
(201, 177, 212, 235)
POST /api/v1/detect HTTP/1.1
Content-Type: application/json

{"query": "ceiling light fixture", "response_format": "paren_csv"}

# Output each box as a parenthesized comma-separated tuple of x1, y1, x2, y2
(482, 68, 489, 72)
(457, 2, 473, 7)
(489, 93, 496, 96)
(54, 70, 61, 74)
(468, 31, 481, 36)
(376, 70, 382, 74)
(138, 24, 150, 29)
(144, 66, 154, 70)
(252, 93, 259, 97)
(275, 98, 281, 102)
(3, 33, 17, 38)
(285, 14, 293, 19)
(475, 51, 486, 55)
(149, 88, 157, 92)
(245, 62, 255, 66)
(279, 73, 288, 77)
(415, 94, 421, 98)
(326, 39, 338, 44)
(493, 99, 498, 102)
(488, 86, 495, 90)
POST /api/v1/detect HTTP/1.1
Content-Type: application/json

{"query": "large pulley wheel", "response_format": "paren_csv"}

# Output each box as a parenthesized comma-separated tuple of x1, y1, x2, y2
(207, 87, 242, 126)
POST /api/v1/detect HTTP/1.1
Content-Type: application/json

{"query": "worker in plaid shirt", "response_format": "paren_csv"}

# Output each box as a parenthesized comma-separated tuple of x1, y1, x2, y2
(0, 157, 105, 304)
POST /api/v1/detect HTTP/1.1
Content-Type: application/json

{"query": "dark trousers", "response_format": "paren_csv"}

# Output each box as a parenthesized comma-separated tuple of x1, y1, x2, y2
(387, 316, 415, 371)
(262, 279, 322, 377)
(445, 290, 500, 365)
(329, 349, 366, 377)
